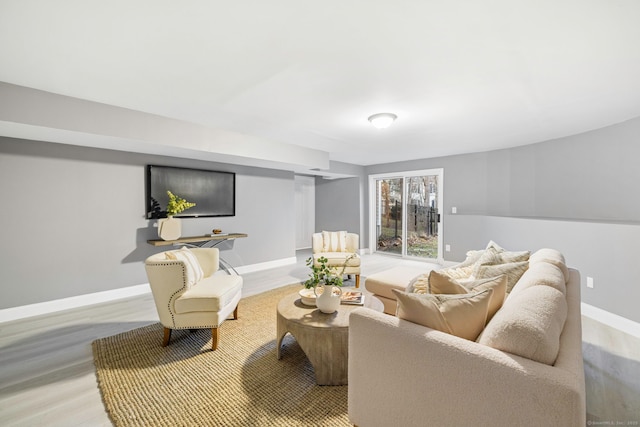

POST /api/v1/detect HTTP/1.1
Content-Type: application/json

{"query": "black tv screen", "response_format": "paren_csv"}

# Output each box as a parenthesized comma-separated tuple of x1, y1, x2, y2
(146, 165, 235, 219)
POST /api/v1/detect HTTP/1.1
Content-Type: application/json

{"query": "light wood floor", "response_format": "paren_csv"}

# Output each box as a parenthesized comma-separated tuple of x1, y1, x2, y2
(1, 250, 638, 426)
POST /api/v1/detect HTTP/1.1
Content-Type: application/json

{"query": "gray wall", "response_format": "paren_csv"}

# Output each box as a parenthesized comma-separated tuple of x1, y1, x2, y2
(314, 160, 367, 241)
(0, 137, 295, 309)
(362, 116, 640, 323)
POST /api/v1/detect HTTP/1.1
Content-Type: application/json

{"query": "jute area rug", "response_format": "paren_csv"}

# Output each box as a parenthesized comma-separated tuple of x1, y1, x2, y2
(92, 284, 350, 427)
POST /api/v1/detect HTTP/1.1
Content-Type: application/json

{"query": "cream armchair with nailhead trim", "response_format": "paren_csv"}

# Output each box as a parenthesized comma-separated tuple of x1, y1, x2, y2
(144, 247, 242, 350)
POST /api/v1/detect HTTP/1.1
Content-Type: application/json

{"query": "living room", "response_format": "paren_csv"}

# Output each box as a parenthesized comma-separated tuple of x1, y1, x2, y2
(1, 1, 639, 426)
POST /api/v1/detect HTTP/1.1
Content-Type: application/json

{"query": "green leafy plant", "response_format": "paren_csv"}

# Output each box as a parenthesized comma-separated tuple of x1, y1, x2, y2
(165, 191, 196, 216)
(303, 254, 356, 289)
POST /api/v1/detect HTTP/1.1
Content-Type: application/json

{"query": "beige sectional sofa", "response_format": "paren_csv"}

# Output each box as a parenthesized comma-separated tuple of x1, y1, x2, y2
(349, 247, 586, 426)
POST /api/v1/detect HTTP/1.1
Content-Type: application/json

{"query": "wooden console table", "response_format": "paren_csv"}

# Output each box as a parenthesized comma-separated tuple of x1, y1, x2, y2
(147, 233, 247, 274)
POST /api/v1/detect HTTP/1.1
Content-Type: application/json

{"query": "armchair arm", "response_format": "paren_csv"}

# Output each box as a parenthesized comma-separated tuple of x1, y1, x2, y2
(345, 233, 359, 253)
(348, 308, 584, 427)
(144, 257, 190, 328)
(312, 233, 323, 253)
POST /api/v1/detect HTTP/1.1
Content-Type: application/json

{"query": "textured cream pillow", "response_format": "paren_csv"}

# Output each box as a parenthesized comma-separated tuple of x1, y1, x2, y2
(408, 274, 430, 294)
(475, 246, 530, 266)
(457, 250, 485, 268)
(479, 285, 567, 365)
(165, 247, 204, 288)
(438, 265, 474, 281)
(473, 261, 528, 293)
(392, 289, 493, 341)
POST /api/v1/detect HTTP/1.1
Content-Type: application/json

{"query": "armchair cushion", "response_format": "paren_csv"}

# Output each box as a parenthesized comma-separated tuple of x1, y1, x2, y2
(165, 247, 204, 288)
(174, 274, 243, 314)
(321, 230, 348, 252)
(314, 252, 361, 267)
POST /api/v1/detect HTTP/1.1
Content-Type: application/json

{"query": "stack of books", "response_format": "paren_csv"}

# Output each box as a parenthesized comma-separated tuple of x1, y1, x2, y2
(341, 290, 364, 305)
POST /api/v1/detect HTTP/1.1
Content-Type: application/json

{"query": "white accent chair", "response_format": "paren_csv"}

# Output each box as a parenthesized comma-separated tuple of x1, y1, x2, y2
(144, 247, 242, 350)
(312, 231, 361, 288)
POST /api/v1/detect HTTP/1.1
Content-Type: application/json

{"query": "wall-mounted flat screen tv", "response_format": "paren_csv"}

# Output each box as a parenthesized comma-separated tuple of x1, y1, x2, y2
(146, 165, 235, 219)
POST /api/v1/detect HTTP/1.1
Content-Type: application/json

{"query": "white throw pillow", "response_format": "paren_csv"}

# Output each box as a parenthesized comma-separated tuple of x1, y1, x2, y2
(165, 247, 204, 288)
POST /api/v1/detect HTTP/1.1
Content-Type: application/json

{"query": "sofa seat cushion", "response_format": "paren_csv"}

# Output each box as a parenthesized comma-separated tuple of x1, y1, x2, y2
(365, 266, 435, 300)
(174, 275, 242, 314)
(392, 288, 493, 341)
(479, 285, 567, 365)
(314, 252, 361, 267)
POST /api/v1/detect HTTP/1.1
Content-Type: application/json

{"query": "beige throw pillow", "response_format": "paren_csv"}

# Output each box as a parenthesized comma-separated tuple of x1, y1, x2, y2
(429, 271, 507, 324)
(165, 247, 204, 288)
(428, 270, 468, 294)
(463, 275, 507, 323)
(392, 289, 493, 341)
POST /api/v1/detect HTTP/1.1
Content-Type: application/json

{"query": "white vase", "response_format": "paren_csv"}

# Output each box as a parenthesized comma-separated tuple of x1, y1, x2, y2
(314, 283, 342, 314)
(158, 216, 181, 241)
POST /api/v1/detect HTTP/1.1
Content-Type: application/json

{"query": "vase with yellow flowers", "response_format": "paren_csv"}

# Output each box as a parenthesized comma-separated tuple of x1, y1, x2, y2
(157, 191, 196, 240)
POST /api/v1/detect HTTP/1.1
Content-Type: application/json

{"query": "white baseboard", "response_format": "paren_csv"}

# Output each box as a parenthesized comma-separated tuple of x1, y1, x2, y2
(234, 256, 297, 275)
(0, 256, 298, 324)
(581, 303, 640, 339)
(0, 283, 151, 323)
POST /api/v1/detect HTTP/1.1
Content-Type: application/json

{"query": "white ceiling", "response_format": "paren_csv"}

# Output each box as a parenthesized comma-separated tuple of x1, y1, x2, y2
(1, 0, 640, 167)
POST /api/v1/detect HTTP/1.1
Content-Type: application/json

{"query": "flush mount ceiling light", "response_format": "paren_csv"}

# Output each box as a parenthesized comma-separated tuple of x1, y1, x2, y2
(368, 113, 397, 129)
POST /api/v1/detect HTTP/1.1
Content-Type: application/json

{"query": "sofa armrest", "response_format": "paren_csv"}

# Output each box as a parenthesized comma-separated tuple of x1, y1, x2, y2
(348, 307, 585, 427)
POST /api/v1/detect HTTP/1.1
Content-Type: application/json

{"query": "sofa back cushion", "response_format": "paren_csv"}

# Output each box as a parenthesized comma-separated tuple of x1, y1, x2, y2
(392, 289, 493, 341)
(508, 261, 566, 300)
(479, 285, 567, 365)
(529, 248, 569, 283)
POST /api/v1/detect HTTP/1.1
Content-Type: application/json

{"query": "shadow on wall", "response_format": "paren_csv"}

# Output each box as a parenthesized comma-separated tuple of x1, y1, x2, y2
(583, 341, 640, 422)
(122, 225, 240, 265)
(121, 226, 164, 264)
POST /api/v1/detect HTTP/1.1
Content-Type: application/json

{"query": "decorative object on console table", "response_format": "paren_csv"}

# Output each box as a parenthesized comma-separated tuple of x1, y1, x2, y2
(157, 191, 196, 241)
(158, 216, 182, 241)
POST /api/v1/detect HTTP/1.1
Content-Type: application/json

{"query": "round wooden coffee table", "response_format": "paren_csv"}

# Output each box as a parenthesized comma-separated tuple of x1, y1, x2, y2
(276, 291, 384, 385)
